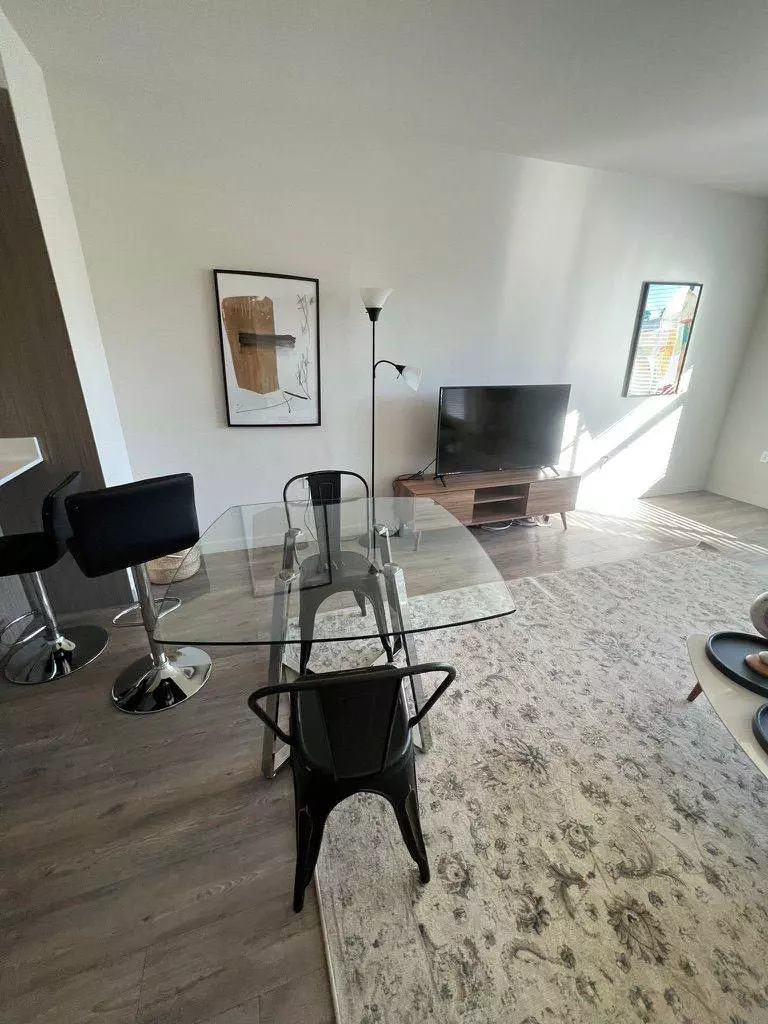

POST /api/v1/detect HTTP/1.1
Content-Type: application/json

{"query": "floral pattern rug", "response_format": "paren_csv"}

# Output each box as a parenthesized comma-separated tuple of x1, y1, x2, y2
(314, 546, 768, 1024)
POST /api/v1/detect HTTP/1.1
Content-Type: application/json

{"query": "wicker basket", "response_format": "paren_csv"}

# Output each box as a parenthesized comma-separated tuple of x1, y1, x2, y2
(146, 546, 201, 586)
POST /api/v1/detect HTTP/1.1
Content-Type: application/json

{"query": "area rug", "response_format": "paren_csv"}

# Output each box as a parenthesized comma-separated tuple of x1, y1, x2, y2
(314, 546, 768, 1024)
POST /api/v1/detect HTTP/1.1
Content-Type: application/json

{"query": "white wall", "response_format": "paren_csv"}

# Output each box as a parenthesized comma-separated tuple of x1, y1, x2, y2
(0, 8, 131, 486)
(708, 290, 768, 508)
(43, 77, 768, 526)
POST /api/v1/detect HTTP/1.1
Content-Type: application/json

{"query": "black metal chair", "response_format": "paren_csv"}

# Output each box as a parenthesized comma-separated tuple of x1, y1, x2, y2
(0, 471, 108, 684)
(66, 473, 212, 715)
(248, 660, 456, 912)
(282, 470, 392, 672)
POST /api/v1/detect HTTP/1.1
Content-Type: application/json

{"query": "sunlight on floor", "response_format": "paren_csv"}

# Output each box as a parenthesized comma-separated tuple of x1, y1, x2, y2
(566, 500, 768, 561)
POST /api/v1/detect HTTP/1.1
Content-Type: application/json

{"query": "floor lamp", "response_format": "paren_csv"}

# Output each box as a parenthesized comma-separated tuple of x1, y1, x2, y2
(360, 288, 422, 502)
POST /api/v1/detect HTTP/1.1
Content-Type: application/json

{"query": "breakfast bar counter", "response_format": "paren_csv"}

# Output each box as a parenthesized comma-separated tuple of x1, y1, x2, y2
(0, 437, 43, 487)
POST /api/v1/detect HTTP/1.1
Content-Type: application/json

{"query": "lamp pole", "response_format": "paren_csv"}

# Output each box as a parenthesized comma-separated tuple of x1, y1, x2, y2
(369, 310, 380, 496)
(360, 287, 392, 495)
(361, 290, 423, 549)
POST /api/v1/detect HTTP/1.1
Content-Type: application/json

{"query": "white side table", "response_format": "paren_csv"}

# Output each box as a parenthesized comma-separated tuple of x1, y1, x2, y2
(687, 634, 768, 781)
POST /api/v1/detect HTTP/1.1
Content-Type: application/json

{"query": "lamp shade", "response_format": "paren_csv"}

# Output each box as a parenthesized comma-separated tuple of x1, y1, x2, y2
(360, 287, 393, 311)
(398, 365, 422, 392)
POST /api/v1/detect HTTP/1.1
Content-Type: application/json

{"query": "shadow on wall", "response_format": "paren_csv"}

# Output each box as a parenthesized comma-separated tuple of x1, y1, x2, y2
(561, 368, 693, 510)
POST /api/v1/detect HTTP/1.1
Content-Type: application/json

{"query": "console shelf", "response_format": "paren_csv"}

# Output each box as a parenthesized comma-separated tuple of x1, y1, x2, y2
(473, 487, 527, 504)
(393, 468, 580, 529)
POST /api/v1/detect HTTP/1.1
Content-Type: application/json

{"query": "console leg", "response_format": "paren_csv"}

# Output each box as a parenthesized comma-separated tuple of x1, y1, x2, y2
(560, 512, 568, 530)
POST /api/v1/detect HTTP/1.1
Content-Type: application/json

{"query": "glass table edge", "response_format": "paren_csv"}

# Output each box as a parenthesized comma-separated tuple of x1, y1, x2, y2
(153, 605, 516, 647)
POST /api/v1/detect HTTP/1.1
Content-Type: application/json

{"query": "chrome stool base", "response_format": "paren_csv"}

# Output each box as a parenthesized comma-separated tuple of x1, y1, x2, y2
(4, 624, 109, 685)
(111, 646, 212, 715)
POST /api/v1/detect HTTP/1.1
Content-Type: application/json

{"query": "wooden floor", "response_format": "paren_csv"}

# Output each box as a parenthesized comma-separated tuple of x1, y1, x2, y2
(477, 490, 768, 579)
(1, 490, 767, 1024)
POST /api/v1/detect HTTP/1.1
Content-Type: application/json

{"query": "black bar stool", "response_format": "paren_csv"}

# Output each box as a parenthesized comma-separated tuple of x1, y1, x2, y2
(0, 471, 108, 684)
(65, 473, 212, 715)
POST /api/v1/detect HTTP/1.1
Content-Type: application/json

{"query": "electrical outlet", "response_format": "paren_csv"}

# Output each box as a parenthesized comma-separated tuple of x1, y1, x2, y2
(761, 451, 768, 464)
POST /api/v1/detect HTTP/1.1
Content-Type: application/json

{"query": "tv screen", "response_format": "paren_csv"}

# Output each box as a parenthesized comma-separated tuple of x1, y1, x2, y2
(436, 385, 571, 476)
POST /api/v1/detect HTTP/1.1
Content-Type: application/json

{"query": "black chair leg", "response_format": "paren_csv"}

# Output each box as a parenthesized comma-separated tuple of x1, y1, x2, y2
(298, 591, 321, 674)
(389, 757, 430, 883)
(293, 794, 331, 912)
(299, 572, 392, 671)
(299, 643, 312, 676)
(364, 579, 393, 661)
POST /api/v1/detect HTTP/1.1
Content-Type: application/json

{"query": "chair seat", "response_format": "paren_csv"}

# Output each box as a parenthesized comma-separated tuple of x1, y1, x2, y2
(292, 678, 411, 778)
(0, 532, 58, 577)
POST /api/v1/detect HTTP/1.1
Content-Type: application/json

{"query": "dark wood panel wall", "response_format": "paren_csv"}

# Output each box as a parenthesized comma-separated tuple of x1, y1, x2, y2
(0, 88, 131, 613)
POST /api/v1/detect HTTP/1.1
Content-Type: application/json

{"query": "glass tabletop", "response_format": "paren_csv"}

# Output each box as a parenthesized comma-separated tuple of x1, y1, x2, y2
(154, 497, 515, 646)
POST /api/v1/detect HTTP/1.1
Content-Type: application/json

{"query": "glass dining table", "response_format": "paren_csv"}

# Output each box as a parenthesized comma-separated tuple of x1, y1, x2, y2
(154, 496, 515, 776)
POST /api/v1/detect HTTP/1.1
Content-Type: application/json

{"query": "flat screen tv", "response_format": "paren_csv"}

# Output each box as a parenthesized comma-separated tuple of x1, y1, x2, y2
(436, 384, 571, 476)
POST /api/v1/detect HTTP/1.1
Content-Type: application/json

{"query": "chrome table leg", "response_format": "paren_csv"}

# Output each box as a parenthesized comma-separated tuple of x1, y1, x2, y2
(382, 562, 432, 753)
(261, 569, 296, 779)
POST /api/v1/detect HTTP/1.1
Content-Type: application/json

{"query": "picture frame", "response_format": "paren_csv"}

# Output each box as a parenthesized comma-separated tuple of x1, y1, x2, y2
(622, 281, 702, 397)
(214, 269, 321, 426)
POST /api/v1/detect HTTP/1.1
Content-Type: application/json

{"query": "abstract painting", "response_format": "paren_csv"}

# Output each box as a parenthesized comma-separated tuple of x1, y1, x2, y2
(214, 269, 320, 426)
(623, 281, 702, 397)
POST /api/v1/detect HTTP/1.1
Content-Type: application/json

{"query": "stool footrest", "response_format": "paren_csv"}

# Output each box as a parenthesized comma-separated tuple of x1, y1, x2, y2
(112, 596, 182, 627)
(0, 612, 45, 649)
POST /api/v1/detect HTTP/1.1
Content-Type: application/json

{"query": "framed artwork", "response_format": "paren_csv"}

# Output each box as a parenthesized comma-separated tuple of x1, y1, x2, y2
(622, 281, 702, 397)
(214, 269, 320, 426)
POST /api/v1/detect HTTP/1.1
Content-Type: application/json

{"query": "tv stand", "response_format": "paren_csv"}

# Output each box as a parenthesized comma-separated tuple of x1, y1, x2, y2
(394, 468, 580, 529)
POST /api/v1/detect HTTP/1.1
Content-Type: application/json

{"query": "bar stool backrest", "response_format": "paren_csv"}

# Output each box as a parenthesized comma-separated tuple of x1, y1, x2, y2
(25, 471, 81, 562)
(66, 473, 199, 578)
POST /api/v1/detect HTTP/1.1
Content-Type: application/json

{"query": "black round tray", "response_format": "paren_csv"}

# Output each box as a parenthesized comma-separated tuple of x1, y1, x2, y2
(752, 703, 768, 757)
(706, 631, 768, 699)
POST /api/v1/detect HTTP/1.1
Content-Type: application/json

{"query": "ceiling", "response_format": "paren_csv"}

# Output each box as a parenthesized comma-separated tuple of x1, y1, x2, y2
(5, 0, 768, 195)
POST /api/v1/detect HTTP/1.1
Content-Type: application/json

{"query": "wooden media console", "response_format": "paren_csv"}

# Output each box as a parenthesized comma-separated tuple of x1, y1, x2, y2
(393, 468, 580, 528)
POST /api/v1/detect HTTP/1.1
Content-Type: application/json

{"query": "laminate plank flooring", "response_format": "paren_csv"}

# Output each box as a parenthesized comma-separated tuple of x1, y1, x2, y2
(476, 490, 768, 579)
(1, 490, 766, 1023)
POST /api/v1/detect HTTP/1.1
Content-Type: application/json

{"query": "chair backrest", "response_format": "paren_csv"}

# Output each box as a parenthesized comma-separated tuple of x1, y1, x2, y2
(283, 470, 369, 569)
(40, 471, 81, 558)
(66, 473, 199, 578)
(248, 661, 455, 780)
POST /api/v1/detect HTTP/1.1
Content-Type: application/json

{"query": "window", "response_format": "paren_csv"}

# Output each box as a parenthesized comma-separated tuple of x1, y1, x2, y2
(622, 282, 702, 397)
